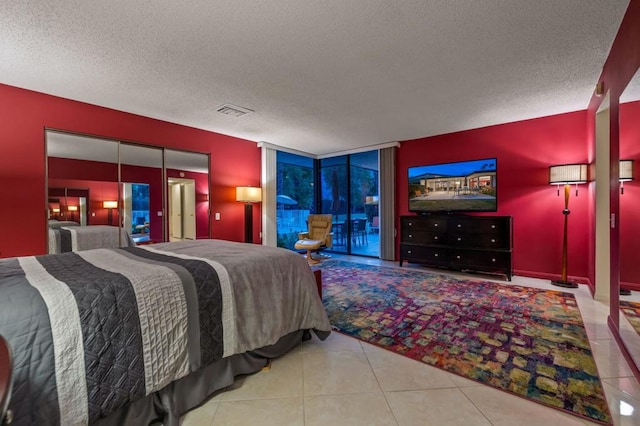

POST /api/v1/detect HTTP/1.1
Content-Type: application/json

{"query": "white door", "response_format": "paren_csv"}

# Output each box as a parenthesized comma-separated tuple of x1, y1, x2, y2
(183, 180, 196, 240)
(169, 182, 182, 240)
(168, 178, 196, 241)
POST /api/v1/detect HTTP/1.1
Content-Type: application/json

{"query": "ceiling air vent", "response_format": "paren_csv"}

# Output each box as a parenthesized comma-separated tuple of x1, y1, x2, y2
(216, 103, 254, 117)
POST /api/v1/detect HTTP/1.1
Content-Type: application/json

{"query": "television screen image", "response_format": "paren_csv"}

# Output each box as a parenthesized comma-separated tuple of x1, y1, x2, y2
(408, 158, 497, 213)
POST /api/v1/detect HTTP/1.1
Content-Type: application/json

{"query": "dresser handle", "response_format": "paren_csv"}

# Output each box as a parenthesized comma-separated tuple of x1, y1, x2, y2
(434, 253, 438, 257)
(457, 237, 462, 241)
(409, 222, 413, 226)
(456, 255, 461, 259)
(492, 258, 496, 262)
(434, 236, 438, 240)
(491, 238, 496, 243)
(457, 224, 462, 228)
(408, 250, 412, 254)
(434, 223, 438, 227)
(491, 225, 496, 228)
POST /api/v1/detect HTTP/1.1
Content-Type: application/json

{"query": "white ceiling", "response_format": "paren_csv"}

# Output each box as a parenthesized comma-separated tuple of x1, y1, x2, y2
(0, 1, 631, 156)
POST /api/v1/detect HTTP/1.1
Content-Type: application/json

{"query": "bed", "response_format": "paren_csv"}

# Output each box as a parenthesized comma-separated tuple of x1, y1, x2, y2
(0, 239, 331, 426)
(47, 219, 81, 229)
(48, 225, 136, 254)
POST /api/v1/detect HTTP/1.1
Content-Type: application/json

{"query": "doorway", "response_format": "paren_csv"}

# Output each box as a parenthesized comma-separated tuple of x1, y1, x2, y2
(319, 151, 379, 257)
(168, 178, 196, 241)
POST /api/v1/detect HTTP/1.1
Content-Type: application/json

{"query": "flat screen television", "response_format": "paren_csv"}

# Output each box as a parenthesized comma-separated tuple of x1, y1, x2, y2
(408, 158, 497, 214)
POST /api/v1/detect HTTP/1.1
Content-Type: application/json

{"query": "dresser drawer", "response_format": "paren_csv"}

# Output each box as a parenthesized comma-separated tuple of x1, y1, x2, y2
(401, 229, 447, 244)
(402, 216, 448, 232)
(447, 217, 510, 235)
(400, 244, 449, 266)
(447, 232, 510, 249)
(450, 249, 511, 270)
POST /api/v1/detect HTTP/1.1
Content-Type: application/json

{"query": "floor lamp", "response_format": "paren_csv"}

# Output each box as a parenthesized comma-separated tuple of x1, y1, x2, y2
(103, 200, 118, 226)
(67, 205, 78, 222)
(236, 186, 262, 243)
(549, 163, 588, 288)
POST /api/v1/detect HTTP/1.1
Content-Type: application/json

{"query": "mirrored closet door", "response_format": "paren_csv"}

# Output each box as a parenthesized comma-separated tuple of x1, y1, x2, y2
(618, 66, 640, 373)
(45, 130, 210, 249)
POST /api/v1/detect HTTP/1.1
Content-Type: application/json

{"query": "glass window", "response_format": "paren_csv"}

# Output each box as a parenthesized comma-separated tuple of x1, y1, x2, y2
(276, 151, 315, 249)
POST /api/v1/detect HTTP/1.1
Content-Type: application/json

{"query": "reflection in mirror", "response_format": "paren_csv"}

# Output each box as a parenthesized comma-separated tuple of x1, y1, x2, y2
(47, 131, 119, 226)
(120, 143, 164, 244)
(46, 130, 121, 253)
(618, 66, 640, 373)
(46, 131, 211, 251)
(165, 149, 210, 241)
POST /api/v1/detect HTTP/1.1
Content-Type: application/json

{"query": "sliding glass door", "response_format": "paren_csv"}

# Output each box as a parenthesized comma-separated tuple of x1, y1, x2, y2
(319, 151, 379, 257)
(349, 151, 379, 256)
(319, 156, 348, 253)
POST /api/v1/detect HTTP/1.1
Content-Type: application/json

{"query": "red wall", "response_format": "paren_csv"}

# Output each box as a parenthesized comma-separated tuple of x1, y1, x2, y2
(398, 111, 592, 283)
(0, 83, 261, 258)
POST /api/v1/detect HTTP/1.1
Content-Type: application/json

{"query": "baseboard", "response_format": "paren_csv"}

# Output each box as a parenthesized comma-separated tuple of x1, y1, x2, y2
(621, 280, 640, 292)
(513, 269, 590, 285)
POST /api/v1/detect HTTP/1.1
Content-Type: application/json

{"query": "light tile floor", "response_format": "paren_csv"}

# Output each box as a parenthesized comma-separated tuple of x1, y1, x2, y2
(181, 257, 640, 425)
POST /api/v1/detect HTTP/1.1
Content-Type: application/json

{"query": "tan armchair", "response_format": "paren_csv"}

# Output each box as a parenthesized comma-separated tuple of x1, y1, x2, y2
(298, 214, 333, 251)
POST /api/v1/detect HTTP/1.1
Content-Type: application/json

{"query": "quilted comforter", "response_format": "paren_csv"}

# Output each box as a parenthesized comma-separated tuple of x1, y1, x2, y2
(0, 239, 331, 425)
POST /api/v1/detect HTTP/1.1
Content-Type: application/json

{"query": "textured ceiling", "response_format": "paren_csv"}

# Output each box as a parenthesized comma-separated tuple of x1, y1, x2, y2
(0, 1, 631, 156)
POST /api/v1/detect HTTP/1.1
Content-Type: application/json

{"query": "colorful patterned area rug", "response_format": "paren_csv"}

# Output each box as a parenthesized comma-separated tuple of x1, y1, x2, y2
(620, 300, 640, 335)
(316, 260, 611, 425)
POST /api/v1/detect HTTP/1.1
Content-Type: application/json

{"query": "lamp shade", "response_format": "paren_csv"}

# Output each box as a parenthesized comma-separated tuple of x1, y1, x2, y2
(67, 205, 78, 212)
(620, 160, 634, 181)
(52, 208, 60, 213)
(236, 186, 262, 203)
(365, 195, 379, 205)
(103, 200, 118, 209)
(549, 164, 588, 184)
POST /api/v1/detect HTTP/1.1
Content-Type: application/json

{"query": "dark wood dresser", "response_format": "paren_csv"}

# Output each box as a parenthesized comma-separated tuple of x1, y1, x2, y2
(399, 215, 513, 280)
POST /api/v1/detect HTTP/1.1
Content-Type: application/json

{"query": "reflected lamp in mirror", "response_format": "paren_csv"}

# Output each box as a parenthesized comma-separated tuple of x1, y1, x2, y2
(52, 208, 60, 213)
(620, 160, 634, 194)
(548, 163, 588, 289)
(365, 195, 379, 205)
(236, 186, 262, 203)
(236, 186, 261, 244)
(103, 200, 118, 226)
(67, 205, 78, 221)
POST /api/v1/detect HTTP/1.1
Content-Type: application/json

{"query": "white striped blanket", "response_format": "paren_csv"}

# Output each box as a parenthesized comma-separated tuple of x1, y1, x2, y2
(0, 239, 331, 425)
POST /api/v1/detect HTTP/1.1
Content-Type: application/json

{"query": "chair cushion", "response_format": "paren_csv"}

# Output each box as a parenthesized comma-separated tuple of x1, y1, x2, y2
(294, 239, 323, 250)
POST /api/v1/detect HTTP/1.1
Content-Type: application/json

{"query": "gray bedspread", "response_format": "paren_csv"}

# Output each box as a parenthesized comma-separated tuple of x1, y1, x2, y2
(48, 225, 135, 254)
(0, 239, 330, 425)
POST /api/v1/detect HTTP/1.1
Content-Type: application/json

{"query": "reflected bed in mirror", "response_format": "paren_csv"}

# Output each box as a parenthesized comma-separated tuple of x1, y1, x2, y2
(48, 224, 135, 254)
